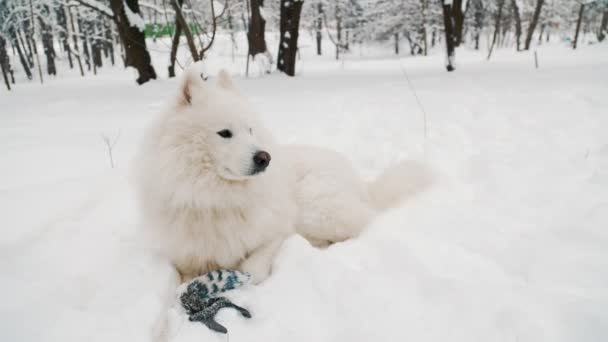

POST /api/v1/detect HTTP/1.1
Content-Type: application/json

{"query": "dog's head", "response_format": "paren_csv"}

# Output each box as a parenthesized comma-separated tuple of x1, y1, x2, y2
(166, 67, 274, 182)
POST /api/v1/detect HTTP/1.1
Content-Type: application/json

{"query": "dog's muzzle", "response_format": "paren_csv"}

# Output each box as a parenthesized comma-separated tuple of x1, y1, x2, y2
(251, 151, 271, 174)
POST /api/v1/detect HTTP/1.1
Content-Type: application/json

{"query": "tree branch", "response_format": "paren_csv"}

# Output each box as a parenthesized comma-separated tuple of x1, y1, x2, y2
(70, 0, 114, 19)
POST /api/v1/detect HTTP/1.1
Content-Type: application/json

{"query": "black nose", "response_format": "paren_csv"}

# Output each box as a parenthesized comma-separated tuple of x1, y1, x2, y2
(253, 151, 271, 170)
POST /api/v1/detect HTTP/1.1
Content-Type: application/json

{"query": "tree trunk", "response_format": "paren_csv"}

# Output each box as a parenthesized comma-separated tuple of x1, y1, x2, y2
(500, 11, 511, 48)
(57, 5, 73, 69)
(524, 0, 544, 50)
(9, 27, 32, 79)
(421, 0, 428, 55)
(198, 0, 219, 60)
(442, 1, 456, 71)
(488, 0, 505, 60)
(110, 0, 157, 84)
(452, 0, 466, 47)
(170, 0, 199, 62)
(394, 33, 399, 55)
(39, 16, 57, 75)
(103, 27, 110, 59)
(77, 10, 92, 71)
(277, 0, 304, 77)
(38, 5, 57, 76)
(93, 38, 103, 69)
(248, 0, 269, 57)
(406, 34, 415, 55)
(19, 15, 34, 66)
(316, 2, 323, 55)
(422, 28, 428, 55)
(335, 6, 342, 60)
(28, 0, 43, 84)
(92, 21, 104, 69)
(344, 30, 350, 51)
(168, 15, 183, 78)
(82, 25, 91, 70)
(67, 5, 85, 77)
(0, 36, 11, 90)
(538, 23, 545, 44)
(599, 9, 608, 42)
(511, 0, 522, 51)
(20, 29, 34, 67)
(573, 3, 585, 49)
(472, 0, 483, 50)
(105, 18, 115, 65)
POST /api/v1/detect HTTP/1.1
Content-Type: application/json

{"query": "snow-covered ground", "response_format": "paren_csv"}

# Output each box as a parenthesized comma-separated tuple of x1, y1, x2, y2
(1, 35, 608, 342)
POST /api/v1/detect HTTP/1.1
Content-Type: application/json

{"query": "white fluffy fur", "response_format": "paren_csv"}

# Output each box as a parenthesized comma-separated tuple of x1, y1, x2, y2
(134, 66, 432, 284)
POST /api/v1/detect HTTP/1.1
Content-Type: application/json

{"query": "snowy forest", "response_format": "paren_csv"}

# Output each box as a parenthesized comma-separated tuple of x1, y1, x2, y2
(1, 0, 607, 88)
(2, 0, 608, 341)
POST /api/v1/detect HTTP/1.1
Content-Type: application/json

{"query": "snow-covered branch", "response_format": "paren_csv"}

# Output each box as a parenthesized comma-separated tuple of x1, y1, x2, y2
(70, 0, 114, 19)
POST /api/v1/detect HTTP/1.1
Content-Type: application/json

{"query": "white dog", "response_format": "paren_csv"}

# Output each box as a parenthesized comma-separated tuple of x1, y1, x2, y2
(134, 66, 432, 284)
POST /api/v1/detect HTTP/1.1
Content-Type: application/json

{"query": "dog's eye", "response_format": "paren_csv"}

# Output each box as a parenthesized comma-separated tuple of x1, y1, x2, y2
(217, 129, 233, 138)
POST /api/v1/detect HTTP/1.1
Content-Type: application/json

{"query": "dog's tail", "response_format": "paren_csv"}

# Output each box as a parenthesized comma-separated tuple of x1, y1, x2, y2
(368, 160, 434, 211)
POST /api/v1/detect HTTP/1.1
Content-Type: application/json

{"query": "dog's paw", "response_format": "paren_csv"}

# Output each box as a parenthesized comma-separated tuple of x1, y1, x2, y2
(239, 258, 271, 284)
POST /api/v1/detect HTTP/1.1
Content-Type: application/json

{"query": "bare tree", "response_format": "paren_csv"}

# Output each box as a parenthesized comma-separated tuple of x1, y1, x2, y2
(171, 0, 199, 62)
(28, 0, 43, 83)
(67, 4, 85, 77)
(56, 5, 73, 69)
(104, 18, 116, 65)
(488, 0, 506, 60)
(316, 2, 323, 55)
(198, 0, 225, 59)
(420, 0, 429, 55)
(335, 4, 342, 60)
(471, 0, 484, 50)
(524, 0, 545, 50)
(441, 0, 456, 71)
(277, 0, 304, 76)
(248, 0, 270, 67)
(0, 36, 11, 90)
(452, 0, 466, 46)
(599, 7, 608, 42)
(8, 26, 32, 80)
(168, 11, 184, 77)
(394, 32, 399, 54)
(511, 0, 522, 51)
(38, 5, 56, 75)
(110, 0, 157, 84)
(573, 2, 585, 49)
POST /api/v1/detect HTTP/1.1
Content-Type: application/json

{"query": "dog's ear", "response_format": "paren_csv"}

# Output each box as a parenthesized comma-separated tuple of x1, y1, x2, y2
(176, 64, 206, 107)
(217, 69, 236, 92)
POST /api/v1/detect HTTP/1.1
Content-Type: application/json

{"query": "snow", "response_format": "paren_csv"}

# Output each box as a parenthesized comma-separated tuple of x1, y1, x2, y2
(1, 33, 608, 342)
(71, 0, 113, 18)
(123, 0, 146, 32)
(212, 0, 225, 15)
(138, 2, 202, 16)
(139, 1, 174, 15)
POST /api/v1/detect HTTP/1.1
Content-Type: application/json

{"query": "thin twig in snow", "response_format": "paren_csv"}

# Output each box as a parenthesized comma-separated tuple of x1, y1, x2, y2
(101, 130, 121, 168)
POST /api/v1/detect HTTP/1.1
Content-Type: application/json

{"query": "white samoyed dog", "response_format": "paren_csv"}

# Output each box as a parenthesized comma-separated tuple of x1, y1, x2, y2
(134, 66, 432, 285)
